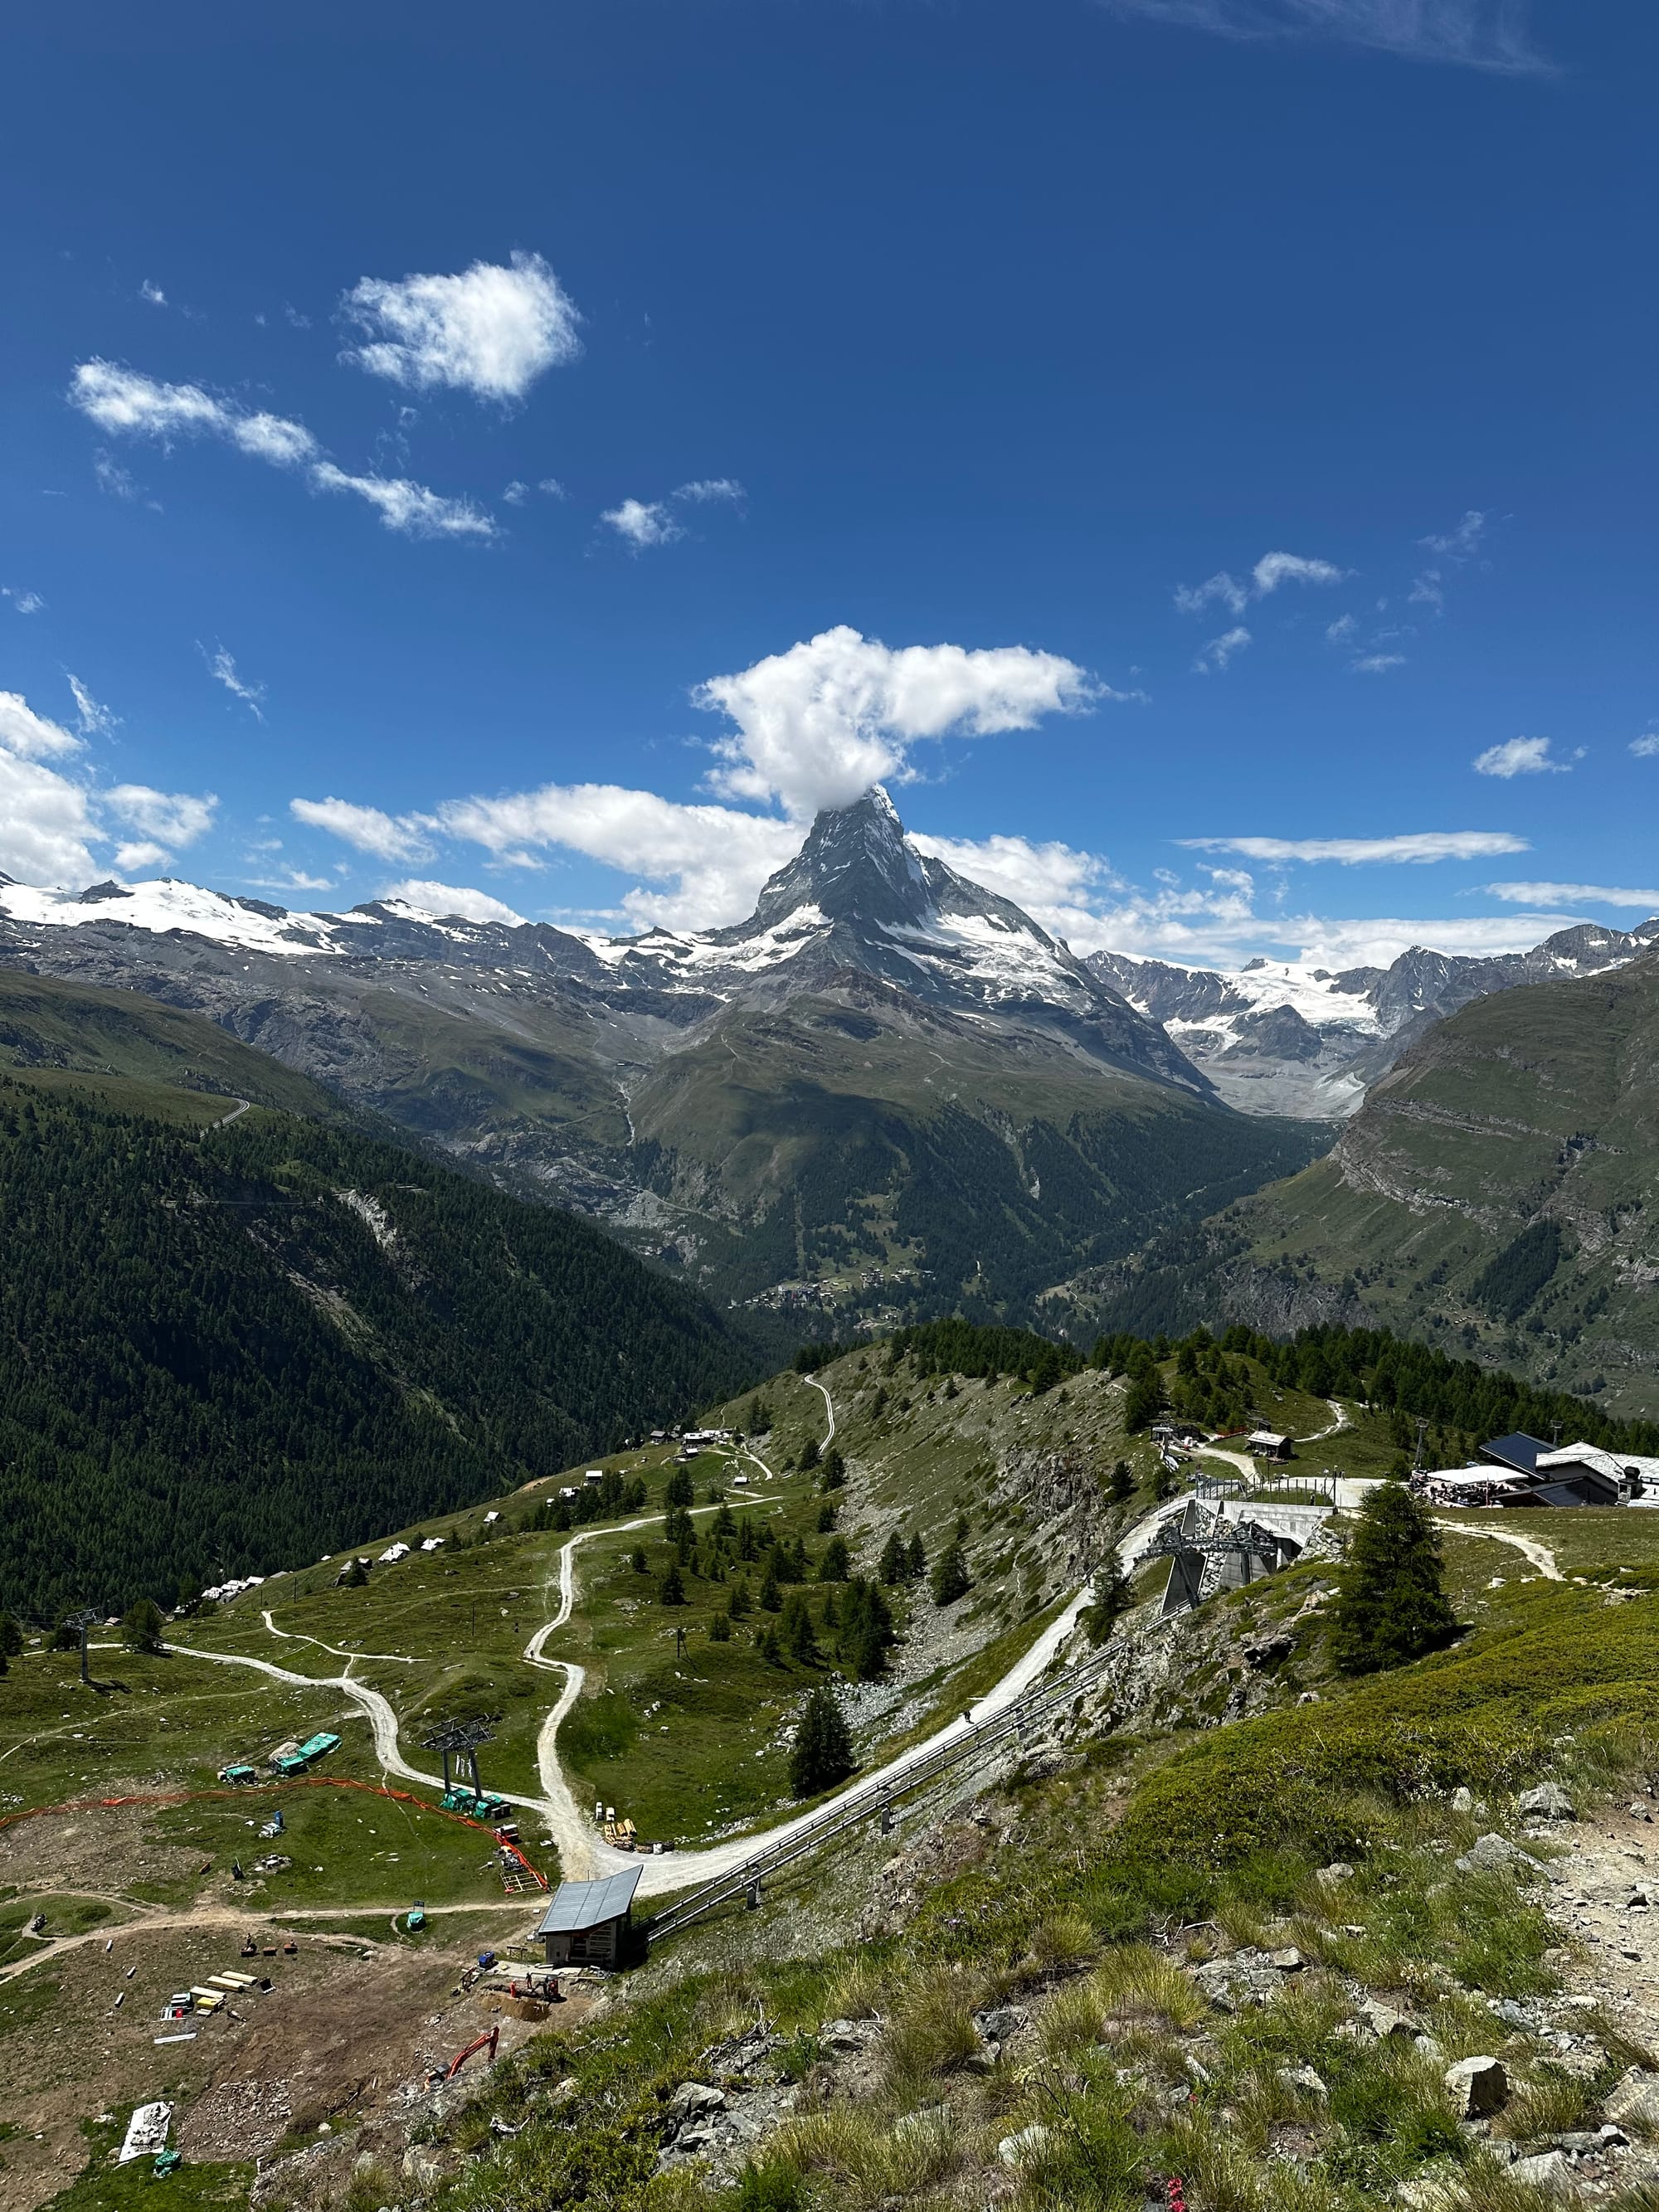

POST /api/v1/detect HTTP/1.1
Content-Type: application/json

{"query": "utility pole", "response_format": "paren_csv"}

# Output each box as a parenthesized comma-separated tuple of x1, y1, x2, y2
(1412, 1415, 1430, 1473)
(66, 1607, 100, 1687)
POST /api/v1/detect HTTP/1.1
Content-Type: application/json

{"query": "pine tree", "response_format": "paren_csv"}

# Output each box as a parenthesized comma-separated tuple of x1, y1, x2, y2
(758, 1562, 783, 1612)
(658, 1562, 687, 1607)
(815, 1500, 839, 1534)
(728, 1575, 752, 1619)
(344, 1557, 368, 1588)
(931, 1538, 971, 1607)
(630, 1546, 648, 1574)
(781, 1590, 818, 1664)
(798, 1437, 820, 1473)
(789, 1683, 854, 1798)
(756, 1621, 781, 1664)
(878, 1531, 908, 1586)
(1080, 1553, 1133, 1645)
(819, 1446, 845, 1490)
(122, 1598, 165, 1654)
(1123, 1372, 1168, 1432)
(905, 1532, 927, 1582)
(0, 1614, 21, 1658)
(817, 1535, 850, 1582)
(1330, 1480, 1457, 1675)
(664, 1466, 695, 1510)
(1108, 1459, 1136, 1504)
(708, 1611, 732, 1643)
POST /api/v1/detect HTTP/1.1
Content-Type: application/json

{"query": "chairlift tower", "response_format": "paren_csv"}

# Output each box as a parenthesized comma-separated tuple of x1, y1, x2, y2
(64, 1606, 100, 1687)
(421, 1719, 470, 1794)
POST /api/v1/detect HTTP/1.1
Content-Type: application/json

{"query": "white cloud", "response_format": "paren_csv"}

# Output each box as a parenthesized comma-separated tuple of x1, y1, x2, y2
(1277, 912, 1586, 967)
(1176, 549, 1345, 617)
(1193, 625, 1251, 673)
(139, 280, 167, 306)
(0, 698, 96, 886)
(1481, 880, 1659, 910)
(1182, 830, 1528, 866)
(247, 868, 335, 894)
(1631, 732, 1659, 759)
(114, 840, 169, 872)
(437, 781, 801, 931)
(1092, 1, 1546, 71)
(1351, 652, 1406, 673)
(341, 252, 581, 403)
(676, 478, 745, 504)
(911, 831, 1124, 949)
(601, 497, 683, 548)
(289, 795, 435, 863)
(106, 784, 216, 848)
(1421, 508, 1489, 557)
(2, 586, 44, 615)
(0, 692, 80, 760)
(695, 625, 1102, 818)
(92, 450, 141, 500)
(537, 477, 567, 499)
(67, 675, 119, 735)
(1408, 570, 1445, 613)
(1472, 734, 1575, 778)
(70, 360, 494, 541)
(381, 879, 528, 925)
(201, 644, 265, 720)
(309, 461, 495, 540)
(1325, 613, 1357, 644)
(503, 480, 528, 505)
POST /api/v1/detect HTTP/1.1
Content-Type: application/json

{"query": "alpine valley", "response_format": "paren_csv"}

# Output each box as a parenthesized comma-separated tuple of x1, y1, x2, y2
(0, 791, 1326, 1334)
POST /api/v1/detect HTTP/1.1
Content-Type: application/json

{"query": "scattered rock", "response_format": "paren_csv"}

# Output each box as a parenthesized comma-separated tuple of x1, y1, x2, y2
(819, 2018, 878, 2053)
(1455, 1833, 1543, 1878)
(1317, 1861, 1354, 1884)
(1603, 2069, 1659, 2130)
(1360, 1997, 1424, 2040)
(1519, 1783, 1577, 1822)
(998, 2123, 1051, 2167)
(973, 2005, 1029, 2046)
(1506, 2149, 1579, 2200)
(668, 2083, 727, 2119)
(1297, 1691, 1321, 1705)
(1451, 1787, 1475, 1815)
(1444, 2055, 1507, 2118)
(1628, 1802, 1653, 1823)
(1276, 2064, 1327, 2098)
(1268, 1947, 1305, 1972)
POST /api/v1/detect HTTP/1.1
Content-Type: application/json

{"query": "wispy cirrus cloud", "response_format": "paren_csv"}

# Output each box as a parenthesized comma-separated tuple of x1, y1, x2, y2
(1175, 549, 1346, 618)
(1092, 1, 1548, 73)
(1182, 830, 1528, 866)
(67, 675, 118, 735)
(200, 644, 266, 720)
(1192, 625, 1252, 673)
(341, 252, 581, 404)
(1472, 735, 1580, 778)
(1481, 880, 1659, 910)
(1421, 508, 1489, 557)
(2, 586, 45, 615)
(68, 360, 495, 540)
(1631, 732, 1659, 759)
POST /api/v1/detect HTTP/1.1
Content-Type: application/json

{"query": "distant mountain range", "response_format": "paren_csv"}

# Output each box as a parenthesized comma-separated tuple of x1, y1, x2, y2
(1092, 919, 1659, 1119)
(0, 792, 1321, 1330)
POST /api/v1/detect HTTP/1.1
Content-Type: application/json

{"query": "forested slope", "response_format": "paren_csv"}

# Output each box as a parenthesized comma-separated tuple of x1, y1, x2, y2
(0, 1081, 760, 1621)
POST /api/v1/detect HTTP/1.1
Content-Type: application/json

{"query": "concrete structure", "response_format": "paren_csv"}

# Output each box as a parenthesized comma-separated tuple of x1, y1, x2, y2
(534, 1866, 642, 1968)
(1137, 1497, 1304, 1617)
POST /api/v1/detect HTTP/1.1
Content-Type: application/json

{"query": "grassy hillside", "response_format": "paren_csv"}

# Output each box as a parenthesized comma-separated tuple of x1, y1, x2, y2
(0, 1062, 761, 1623)
(1097, 952, 1659, 1417)
(630, 992, 1328, 1324)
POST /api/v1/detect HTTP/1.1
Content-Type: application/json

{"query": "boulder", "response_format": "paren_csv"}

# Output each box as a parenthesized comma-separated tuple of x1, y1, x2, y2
(1277, 2064, 1327, 2098)
(1268, 1947, 1306, 1972)
(1604, 2069, 1659, 2130)
(1443, 2055, 1507, 2118)
(973, 2005, 1029, 2046)
(1506, 2149, 1579, 2200)
(1451, 1787, 1475, 1815)
(1519, 1783, 1577, 1821)
(1316, 1861, 1355, 1885)
(1455, 1833, 1540, 1878)
(820, 2018, 878, 2053)
(1360, 1997, 1424, 2040)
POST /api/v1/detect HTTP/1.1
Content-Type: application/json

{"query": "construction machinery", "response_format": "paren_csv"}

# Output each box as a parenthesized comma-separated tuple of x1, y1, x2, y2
(428, 2024, 499, 2088)
(217, 1763, 259, 1785)
(441, 1783, 511, 1821)
(269, 1731, 341, 1777)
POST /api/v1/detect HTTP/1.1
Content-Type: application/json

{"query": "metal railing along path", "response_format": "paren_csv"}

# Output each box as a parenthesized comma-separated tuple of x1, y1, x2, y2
(648, 1629, 1126, 1941)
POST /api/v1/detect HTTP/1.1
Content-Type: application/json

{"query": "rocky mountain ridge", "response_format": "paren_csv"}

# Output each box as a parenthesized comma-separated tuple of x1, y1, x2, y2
(0, 797, 1321, 1330)
(1092, 916, 1659, 1119)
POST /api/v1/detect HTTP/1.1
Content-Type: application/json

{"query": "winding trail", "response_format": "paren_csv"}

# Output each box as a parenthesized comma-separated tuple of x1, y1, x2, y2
(804, 1375, 835, 1446)
(139, 1379, 1250, 1902)
(260, 1612, 421, 1665)
(1431, 1518, 1563, 1580)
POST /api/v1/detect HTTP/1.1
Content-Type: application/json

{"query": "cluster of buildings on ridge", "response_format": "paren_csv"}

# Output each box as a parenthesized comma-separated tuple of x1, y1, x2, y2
(1413, 1432, 1659, 1511)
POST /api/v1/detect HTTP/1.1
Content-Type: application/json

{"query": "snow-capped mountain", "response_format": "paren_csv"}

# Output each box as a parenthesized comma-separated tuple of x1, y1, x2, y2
(2, 795, 1321, 1334)
(1092, 918, 1659, 1118)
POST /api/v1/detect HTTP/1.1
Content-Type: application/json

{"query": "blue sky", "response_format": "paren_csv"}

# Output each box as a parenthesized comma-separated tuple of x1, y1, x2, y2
(2, 0, 1657, 969)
